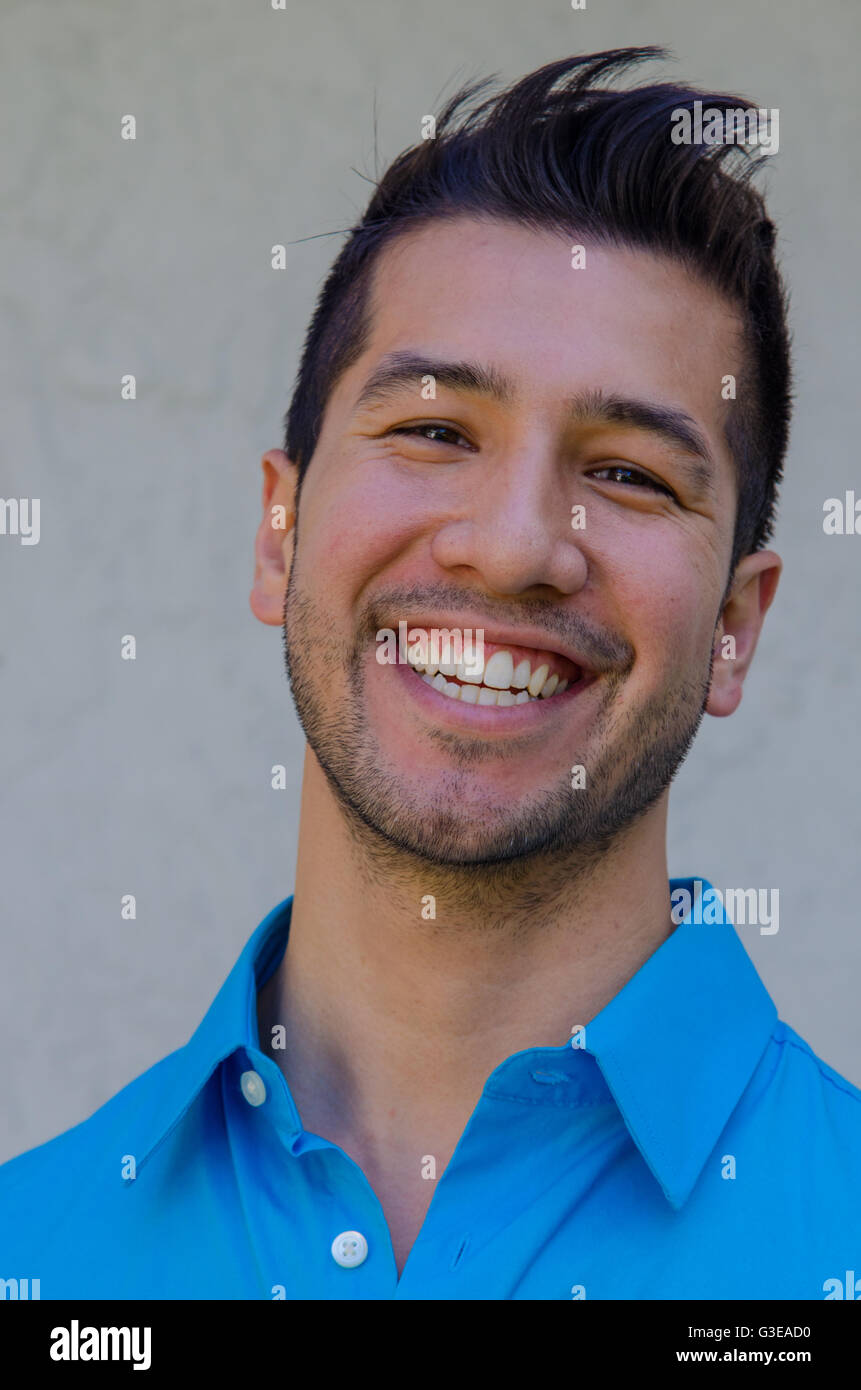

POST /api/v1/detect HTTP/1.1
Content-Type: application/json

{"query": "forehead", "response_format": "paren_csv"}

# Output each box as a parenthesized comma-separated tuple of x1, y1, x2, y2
(349, 215, 743, 433)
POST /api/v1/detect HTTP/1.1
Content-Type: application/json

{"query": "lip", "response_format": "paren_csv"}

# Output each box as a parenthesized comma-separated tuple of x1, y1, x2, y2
(383, 615, 597, 675)
(387, 653, 599, 734)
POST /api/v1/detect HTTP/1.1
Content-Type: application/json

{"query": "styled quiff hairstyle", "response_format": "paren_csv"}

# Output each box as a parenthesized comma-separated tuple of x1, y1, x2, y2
(284, 47, 792, 580)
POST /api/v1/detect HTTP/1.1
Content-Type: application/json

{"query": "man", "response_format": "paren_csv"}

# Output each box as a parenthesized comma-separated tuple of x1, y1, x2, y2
(2, 47, 859, 1300)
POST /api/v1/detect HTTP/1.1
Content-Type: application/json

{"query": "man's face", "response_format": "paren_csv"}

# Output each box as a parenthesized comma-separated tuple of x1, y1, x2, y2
(278, 217, 745, 867)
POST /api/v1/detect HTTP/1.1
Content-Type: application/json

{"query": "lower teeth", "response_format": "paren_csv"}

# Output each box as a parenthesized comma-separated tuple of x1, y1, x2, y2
(414, 669, 543, 705)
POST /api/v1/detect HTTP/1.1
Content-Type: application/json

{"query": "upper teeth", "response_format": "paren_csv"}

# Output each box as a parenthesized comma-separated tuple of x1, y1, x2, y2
(409, 648, 570, 704)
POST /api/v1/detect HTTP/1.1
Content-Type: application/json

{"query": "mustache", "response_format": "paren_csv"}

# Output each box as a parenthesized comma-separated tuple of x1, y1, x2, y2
(357, 584, 634, 673)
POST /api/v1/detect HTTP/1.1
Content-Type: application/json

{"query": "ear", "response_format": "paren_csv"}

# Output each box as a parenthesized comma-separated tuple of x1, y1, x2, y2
(706, 550, 782, 717)
(249, 449, 299, 627)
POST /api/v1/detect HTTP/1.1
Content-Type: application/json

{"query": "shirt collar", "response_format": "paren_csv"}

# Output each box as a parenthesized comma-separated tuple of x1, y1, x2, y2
(128, 878, 777, 1209)
(582, 877, 777, 1209)
(127, 896, 292, 1178)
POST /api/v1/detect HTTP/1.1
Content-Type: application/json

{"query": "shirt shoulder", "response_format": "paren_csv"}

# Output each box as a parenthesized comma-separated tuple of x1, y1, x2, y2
(742, 1017, 861, 1182)
(0, 1047, 186, 1257)
(769, 1019, 861, 1108)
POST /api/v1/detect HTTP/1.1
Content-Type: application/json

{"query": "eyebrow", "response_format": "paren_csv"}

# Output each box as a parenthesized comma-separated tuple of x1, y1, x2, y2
(354, 351, 516, 411)
(353, 352, 717, 495)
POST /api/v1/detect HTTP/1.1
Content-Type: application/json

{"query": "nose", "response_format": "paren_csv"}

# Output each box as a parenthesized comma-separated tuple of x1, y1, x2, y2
(429, 456, 588, 596)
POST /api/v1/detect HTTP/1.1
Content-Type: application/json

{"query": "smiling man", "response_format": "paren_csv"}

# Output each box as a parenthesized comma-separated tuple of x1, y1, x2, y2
(2, 47, 859, 1302)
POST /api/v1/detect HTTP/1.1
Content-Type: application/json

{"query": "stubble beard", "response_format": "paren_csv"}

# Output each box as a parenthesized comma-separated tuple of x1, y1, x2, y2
(282, 567, 712, 914)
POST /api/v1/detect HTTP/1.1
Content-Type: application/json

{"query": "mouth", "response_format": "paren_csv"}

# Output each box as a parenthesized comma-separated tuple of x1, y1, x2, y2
(409, 636, 583, 705)
(380, 628, 600, 732)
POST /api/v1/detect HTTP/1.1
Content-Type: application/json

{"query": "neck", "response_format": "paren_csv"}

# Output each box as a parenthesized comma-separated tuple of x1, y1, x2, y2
(259, 747, 675, 1163)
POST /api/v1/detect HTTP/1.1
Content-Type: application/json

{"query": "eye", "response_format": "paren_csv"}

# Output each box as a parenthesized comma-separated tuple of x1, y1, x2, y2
(387, 423, 474, 449)
(589, 464, 676, 499)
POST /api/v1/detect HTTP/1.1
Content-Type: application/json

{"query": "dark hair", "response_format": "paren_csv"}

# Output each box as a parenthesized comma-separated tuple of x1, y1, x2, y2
(283, 47, 792, 581)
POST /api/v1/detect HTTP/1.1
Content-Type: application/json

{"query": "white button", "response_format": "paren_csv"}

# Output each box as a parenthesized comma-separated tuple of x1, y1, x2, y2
(331, 1230, 368, 1268)
(240, 1069, 266, 1107)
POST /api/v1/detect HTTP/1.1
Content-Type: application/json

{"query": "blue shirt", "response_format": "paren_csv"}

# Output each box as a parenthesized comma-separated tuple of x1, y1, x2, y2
(2, 876, 860, 1300)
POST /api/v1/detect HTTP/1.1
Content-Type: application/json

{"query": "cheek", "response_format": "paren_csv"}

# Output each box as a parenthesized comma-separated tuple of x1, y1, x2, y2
(608, 544, 718, 681)
(298, 461, 421, 593)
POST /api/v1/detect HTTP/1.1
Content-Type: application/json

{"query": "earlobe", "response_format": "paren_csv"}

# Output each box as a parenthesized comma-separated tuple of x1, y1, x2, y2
(249, 450, 299, 627)
(705, 632, 744, 718)
(705, 550, 782, 718)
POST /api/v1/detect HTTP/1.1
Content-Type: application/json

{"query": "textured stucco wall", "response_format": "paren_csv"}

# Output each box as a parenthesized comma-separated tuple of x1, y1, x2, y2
(1, 0, 859, 1163)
